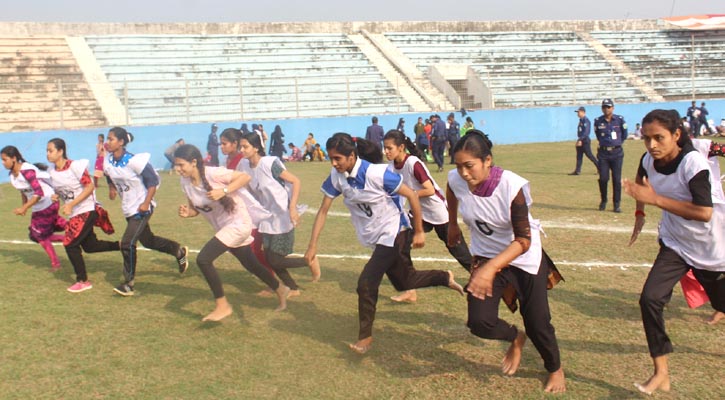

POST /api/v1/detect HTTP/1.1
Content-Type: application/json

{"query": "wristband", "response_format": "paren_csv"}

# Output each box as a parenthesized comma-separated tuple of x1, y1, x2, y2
(222, 187, 228, 194)
(635, 210, 645, 218)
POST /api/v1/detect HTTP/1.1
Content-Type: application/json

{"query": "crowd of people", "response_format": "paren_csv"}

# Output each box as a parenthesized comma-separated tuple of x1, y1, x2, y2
(2, 104, 724, 396)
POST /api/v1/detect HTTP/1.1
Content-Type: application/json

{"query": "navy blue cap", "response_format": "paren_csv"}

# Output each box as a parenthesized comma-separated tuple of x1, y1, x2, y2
(575, 106, 586, 112)
(601, 99, 614, 107)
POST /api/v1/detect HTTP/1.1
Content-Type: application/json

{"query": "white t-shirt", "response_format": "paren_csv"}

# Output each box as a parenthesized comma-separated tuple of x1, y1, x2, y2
(180, 167, 253, 248)
(447, 169, 543, 275)
(10, 162, 54, 212)
(104, 152, 157, 218)
(321, 158, 405, 248)
(642, 149, 725, 271)
(388, 155, 449, 225)
(238, 156, 294, 235)
(48, 159, 96, 218)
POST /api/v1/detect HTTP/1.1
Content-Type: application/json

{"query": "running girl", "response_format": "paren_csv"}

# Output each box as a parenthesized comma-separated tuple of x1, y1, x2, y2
(2, 145, 66, 271)
(305, 133, 464, 355)
(46, 138, 119, 292)
(624, 110, 724, 395)
(447, 130, 566, 393)
(238, 132, 320, 297)
(103, 127, 188, 296)
(174, 144, 289, 320)
(382, 129, 472, 303)
(220, 128, 244, 170)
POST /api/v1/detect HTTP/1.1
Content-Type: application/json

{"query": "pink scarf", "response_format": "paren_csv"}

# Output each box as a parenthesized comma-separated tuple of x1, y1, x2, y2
(472, 166, 503, 197)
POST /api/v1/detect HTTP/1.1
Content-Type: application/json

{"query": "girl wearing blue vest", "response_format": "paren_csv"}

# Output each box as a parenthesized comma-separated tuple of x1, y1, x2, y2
(305, 133, 464, 355)
(104, 127, 188, 296)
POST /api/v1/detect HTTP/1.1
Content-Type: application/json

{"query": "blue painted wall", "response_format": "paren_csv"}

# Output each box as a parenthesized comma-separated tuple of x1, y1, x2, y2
(1, 99, 722, 183)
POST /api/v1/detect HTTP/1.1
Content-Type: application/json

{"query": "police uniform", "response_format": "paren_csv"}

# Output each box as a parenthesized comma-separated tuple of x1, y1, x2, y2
(446, 115, 460, 164)
(593, 99, 627, 212)
(570, 107, 598, 175)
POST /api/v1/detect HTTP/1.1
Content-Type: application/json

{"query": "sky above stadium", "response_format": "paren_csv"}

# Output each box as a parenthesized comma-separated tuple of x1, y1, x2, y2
(0, 0, 721, 23)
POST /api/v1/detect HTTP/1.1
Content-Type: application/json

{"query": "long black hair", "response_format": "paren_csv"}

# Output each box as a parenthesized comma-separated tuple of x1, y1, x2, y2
(220, 128, 243, 151)
(641, 109, 691, 148)
(173, 144, 235, 214)
(1, 145, 26, 163)
(108, 126, 134, 146)
(47, 138, 69, 160)
(325, 132, 382, 164)
(383, 129, 424, 160)
(451, 129, 493, 160)
(241, 132, 266, 156)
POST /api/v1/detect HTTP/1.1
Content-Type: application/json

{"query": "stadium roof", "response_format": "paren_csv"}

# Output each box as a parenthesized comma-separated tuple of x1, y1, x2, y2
(663, 14, 725, 30)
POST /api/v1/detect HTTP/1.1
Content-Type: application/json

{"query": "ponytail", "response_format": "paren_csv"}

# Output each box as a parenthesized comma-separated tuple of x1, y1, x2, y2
(383, 129, 424, 160)
(109, 127, 134, 146)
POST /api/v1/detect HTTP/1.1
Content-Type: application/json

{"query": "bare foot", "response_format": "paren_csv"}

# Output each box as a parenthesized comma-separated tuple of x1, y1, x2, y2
(502, 329, 527, 375)
(287, 289, 301, 299)
(544, 368, 566, 393)
(309, 256, 321, 282)
(634, 372, 671, 395)
(349, 336, 373, 354)
(391, 290, 417, 303)
(257, 289, 275, 298)
(275, 285, 290, 312)
(447, 270, 465, 296)
(706, 310, 724, 325)
(202, 304, 233, 322)
(51, 264, 61, 272)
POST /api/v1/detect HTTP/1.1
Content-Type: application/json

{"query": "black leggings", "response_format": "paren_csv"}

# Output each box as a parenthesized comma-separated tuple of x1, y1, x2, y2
(357, 229, 449, 339)
(65, 211, 120, 282)
(265, 251, 307, 290)
(197, 236, 279, 299)
(423, 220, 472, 271)
(121, 212, 180, 285)
(640, 243, 725, 357)
(466, 252, 561, 373)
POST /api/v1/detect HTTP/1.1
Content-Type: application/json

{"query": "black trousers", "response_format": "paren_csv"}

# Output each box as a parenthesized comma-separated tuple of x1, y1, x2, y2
(423, 220, 472, 271)
(121, 212, 180, 285)
(466, 253, 562, 373)
(574, 139, 598, 173)
(447, 135, 459, 164)
(265, 251, 306, 291)
(197, 237, 279, 299)
(640, 243, 725, 357)
(597, 147, 624, 205)
(431, 140, 446, 168)
(357, 229, 449, 339)
(65, 211, 120, 282)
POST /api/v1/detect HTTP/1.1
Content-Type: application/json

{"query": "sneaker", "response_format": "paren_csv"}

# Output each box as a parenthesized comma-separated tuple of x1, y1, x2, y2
(113, 283, 134, 296)
(177, 245, 189, 274)
(568, 171, 580, 176)
(67, 281, 93, 293)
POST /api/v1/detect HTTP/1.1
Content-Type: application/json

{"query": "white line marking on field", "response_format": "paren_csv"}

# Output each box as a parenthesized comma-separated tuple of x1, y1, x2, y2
(307, 209, 658, 235)
(0, 239, 650, 269)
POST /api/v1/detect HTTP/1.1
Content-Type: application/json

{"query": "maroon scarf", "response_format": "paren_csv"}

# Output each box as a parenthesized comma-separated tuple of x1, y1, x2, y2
(472, 166, 503, 197)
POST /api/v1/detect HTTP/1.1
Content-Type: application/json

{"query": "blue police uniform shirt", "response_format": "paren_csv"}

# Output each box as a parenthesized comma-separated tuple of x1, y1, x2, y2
(593, 114, 627, 147)
(577, 116, 591, 141)
(446, 121, 460, 138)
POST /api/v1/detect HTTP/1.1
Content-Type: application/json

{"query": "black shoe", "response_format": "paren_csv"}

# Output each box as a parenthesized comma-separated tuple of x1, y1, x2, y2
(613, 204, 622, 213)
(437, 167, 444, 173)
(177, 246, 189, 274)
(113, 283, 135, 297)
(568, 171, 580, 175)
(598, 202, 607, 211)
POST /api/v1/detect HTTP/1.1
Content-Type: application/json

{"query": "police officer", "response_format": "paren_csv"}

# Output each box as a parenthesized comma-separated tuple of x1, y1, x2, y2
(569, 106, 598, 175)
(446, 113, 460, 164)
(686, 100, 701, 137)
(594, 98, 627, 213)
(430, 114, 446, 172)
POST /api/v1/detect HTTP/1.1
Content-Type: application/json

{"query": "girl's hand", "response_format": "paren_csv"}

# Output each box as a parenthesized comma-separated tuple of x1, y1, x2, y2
(138, 203, 150, 213)
(179, 204, 191, 218)
(207, 189, 225, 201)
(629, 215, 645, 246)
(624, 177, 657, 205)
(447, 223, 462, 247)
(290, 208, 300, 227)
(62, 204, 73, 216)
(412, 230, 425, 249)
(304, 246, 317, 266)
(13, 207, 26, 216)
(51, 194, 59, 202)
(467, 264, 497, 301)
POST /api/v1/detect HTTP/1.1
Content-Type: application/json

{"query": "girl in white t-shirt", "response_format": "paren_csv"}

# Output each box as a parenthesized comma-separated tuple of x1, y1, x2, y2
(624, 109, 725, 395)
(383, 129, 472, 303)
(104, 127, 188, 297)
(304, 133, 464, 355)
(238, 133, 320, 297)
(174, 144, 289, 321)
(2, 145, 66, 271)
(447, 130, 566, 394)
(46, 138, 120, 293)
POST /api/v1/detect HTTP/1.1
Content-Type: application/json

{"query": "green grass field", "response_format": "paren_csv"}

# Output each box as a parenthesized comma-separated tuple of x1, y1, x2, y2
(1, 139, 723, 399)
